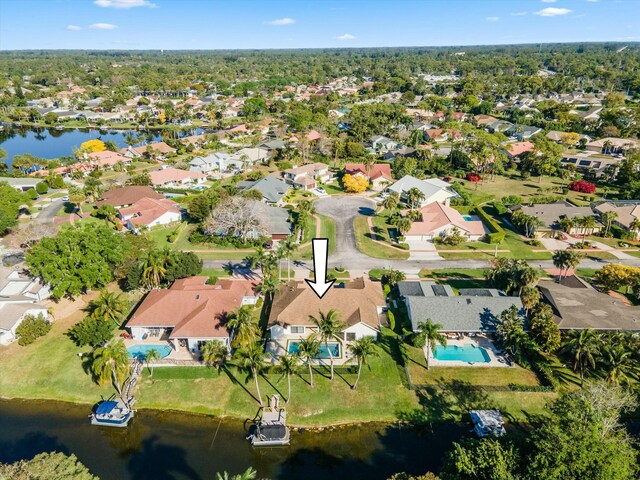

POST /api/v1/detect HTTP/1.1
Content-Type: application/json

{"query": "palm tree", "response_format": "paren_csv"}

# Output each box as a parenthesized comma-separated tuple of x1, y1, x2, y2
(91, 339, 130, 397)
(296, 334, 322, 388)
(227, 305, 259, 349)
(603, 345, 638, 385)
(576, 215, 597, 242)
(234, 342, 269, 406)
(145, 348, 160, 376)
(202, 340, 228, 372)
(405, 187, 426, 208)
(601, 211, 618, 237)
(382, 191, 400, 212)
(559, 217, 575, 235)
(277, 238, 297, 281)
(520, 285, 541, 314)
(141, 249, 167, 289)
(215, 467, 257, 480)
(393, 217, 413, 236)
(561, 329, 599, 384)
(309, 309, 346, 381)
(413, 319, 447, 369)
(85, 290, 129, 326)
(347, 337, 379, 390)
(630, 218, 640, 241)
(276, 353, 300, 403)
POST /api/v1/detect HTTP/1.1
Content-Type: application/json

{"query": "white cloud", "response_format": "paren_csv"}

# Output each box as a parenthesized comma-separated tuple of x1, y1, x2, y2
(511, 12, 528, 16)
(90, 23, 118, 30)
(268, 18, 295, 26)
(336, 33, 356, 40)
(535, 7, 573, 16)
(94, 0, 156, 8)
(486, 16, 500, 22)
(65, 25, 81, 31)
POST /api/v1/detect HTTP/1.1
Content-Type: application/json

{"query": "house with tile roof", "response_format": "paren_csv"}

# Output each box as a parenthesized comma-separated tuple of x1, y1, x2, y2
(149, 167, 207, 188)
(126, 277, 259, 354)
(387, 175, 459, 207)
(236, 176, 290, 205)
(119, 197, 182, 231)
(403, 202, 487, 241)
(502, 141, 535, 160)
(344, 163, 393, 191)
(593, 201, 640, 240)
(538, 276, 640, 331)
(398, 281, 523, 333)
(267, 278, 388, 359)
(122, 141, 176, 160)
(96, 186, 164, 208)
(282, 162, 332, 190)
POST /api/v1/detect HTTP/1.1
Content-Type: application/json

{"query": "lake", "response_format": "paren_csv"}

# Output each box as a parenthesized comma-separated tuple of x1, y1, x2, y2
(0, 126, 205, 168)
(0, 399, 466, 480)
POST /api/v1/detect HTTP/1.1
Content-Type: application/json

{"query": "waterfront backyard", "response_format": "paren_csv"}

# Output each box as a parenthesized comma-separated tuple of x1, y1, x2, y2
(0, 289, 558, 426)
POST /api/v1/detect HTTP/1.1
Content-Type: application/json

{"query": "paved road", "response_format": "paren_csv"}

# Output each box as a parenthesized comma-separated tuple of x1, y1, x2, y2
(33, 199, 64, 223)
(203, 195, 640, 275)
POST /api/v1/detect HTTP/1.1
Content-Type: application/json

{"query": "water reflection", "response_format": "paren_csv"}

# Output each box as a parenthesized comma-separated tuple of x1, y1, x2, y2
(0, 399, 464, 480)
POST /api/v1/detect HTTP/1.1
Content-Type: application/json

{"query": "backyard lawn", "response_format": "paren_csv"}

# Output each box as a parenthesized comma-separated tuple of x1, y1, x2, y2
(0, 298, 555, 426)
(297, 214, 337, 259)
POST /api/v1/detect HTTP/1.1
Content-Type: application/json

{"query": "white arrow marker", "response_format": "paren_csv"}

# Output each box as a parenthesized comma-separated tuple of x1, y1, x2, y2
(305, 238, 335, 299)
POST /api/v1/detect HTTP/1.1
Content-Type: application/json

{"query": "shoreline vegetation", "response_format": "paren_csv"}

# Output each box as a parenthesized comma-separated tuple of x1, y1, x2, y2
(0, 290, 557, 428)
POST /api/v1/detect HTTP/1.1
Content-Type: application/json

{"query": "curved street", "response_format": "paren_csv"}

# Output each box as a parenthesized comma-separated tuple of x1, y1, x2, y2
(204, 195, 640, 276)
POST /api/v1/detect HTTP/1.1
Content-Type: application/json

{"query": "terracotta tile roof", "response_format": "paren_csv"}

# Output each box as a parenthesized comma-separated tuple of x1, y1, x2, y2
(131, 141, 177, 156)
(119, 197, 181, 226)
(404, 202, 486, 237)
(504, 141, 534, 157)
(149, 167, 207, 186)
(268, 278, 386, 330)
(126, 278, 257, 339)
(345, 163, 393, 181)
(87, 150, 126, 167)
(96, 186, 164, 207)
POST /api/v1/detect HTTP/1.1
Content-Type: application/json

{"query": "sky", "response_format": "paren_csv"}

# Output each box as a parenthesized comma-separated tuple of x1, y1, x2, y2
(0, 0, 638, 50)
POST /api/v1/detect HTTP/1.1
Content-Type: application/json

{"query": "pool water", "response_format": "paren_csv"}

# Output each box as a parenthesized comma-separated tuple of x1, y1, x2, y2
(127, 344, 173, 360)
(288, 341, 340, 359)
(433, 345, 491, 363)
(462, 215, 476, 221)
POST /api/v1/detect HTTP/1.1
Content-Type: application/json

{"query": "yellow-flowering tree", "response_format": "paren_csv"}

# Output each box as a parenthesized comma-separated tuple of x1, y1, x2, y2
(80, 139, 106, 153)
(343, 174, 369, 193)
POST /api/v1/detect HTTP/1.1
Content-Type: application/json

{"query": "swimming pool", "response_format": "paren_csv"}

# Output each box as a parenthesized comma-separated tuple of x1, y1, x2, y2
(462, 215, 476, 221)
(288, 341, 340, 359)
(127, 344, 173, 360)
(433, 345, 491, 363)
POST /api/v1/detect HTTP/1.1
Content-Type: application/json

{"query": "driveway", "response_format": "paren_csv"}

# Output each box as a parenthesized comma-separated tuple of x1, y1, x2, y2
(33, 198, 64, 224)
(406, 239, 443, 261)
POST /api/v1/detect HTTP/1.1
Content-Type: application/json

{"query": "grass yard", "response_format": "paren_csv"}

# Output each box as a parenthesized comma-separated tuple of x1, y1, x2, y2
(149, 222, 193, 250)
(354, 216, 410, 260)
(296, 214, 337, 259)
(194, 252, 251, 261)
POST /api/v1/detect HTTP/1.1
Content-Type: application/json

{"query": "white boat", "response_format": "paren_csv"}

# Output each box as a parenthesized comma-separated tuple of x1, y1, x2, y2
(247, 395, 290, 446)
(90, 399, 134, 428)
(470, 409, 506, 438)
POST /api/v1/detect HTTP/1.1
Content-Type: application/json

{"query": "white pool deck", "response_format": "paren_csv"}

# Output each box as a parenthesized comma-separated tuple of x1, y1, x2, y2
(426, 336, 512, 368)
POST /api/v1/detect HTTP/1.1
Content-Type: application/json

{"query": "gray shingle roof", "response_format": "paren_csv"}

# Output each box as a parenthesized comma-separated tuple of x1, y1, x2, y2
(238, 176, 290, 204)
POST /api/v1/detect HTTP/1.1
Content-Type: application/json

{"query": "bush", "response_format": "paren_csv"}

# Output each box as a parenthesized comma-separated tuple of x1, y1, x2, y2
(493, 201, 508, 216)
(466, 172, 482, 182)
(501, 195, 522, 206)
(67, 316, 114, 347)
(396, 243, 410, 250)
(474, 206, 505, 244)
(35, 182, 48, 194)
(387, 310, 396, 331)
(527, 239, 542, 247)
(26, 188, 38, 200)
(568, 179, 596, 194)
(15, 313, 51, 346)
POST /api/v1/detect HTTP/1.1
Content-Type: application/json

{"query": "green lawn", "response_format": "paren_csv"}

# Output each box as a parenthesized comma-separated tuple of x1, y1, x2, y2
(195, 252, 252, 261)
(0, 314, 555, 426)
(148, 222, 193, 250)
(420, 268, 488, 278)
(354, 216, 410, 260)
(297, 214, 337, 259)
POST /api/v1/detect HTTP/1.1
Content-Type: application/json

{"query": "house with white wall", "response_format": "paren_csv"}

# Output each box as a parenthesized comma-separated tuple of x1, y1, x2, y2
(387, 175, 459, 206)
(267, 278, 387, 360)
(126, 277, 258, 354)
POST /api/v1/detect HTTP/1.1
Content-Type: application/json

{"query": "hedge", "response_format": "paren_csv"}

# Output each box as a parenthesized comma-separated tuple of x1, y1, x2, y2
(474, 205, 505, 244)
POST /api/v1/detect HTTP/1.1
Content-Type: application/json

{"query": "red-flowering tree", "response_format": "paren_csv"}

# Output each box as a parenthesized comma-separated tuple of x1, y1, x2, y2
(567, 180, 596, 194)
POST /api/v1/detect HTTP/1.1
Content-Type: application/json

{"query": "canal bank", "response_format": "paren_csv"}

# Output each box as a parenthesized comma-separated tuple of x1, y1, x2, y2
(0, 398, 466, 480)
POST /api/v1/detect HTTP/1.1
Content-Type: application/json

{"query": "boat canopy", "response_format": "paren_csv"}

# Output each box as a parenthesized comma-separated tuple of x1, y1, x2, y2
(96, 401, 118, 415)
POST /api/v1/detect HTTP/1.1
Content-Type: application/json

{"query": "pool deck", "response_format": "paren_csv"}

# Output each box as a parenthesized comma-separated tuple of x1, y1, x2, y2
(426, 336, 512, 368)
(123, 338, 203, 365)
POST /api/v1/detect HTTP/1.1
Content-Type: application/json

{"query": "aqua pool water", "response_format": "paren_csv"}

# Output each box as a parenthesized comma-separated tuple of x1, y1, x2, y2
(127, 344, 173, 360)
(462, 215, 476, 221)
(288, 341, 340, 359)
(433, 345, 491, 362)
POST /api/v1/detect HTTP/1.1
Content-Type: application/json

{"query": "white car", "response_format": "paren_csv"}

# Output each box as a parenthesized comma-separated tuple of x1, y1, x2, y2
(62, 196, 69, 201)
(316, 187, 326, 194)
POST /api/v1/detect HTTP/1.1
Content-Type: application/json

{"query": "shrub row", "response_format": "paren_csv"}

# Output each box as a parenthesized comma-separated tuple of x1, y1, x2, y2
(474, 205, 505, 244)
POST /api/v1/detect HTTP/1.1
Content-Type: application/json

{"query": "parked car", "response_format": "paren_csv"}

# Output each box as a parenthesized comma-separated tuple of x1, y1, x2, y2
(316, 187, 326, 194)
(62, 195, 69, 201)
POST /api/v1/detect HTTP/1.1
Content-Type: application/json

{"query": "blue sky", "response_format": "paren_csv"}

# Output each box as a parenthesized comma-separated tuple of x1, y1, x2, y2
(0, 0, 638, 50)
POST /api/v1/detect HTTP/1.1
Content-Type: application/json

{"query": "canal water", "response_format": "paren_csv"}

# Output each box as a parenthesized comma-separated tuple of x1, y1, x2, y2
(0, 399, 466, 480)
(0, 126, 205, 167)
